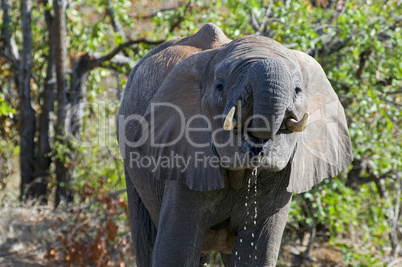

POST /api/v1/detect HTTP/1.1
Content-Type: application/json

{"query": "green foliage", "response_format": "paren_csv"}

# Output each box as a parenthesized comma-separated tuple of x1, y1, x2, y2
(73, 100, 124, 191)
(289, 177, 390, 264)
(0, 92, 17, 190)
(0, 93, 14, 117)
(221, 0, 401, 264)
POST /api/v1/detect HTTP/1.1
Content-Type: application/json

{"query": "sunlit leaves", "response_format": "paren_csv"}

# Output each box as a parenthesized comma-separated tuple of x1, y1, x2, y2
(0, 93, 15, 118)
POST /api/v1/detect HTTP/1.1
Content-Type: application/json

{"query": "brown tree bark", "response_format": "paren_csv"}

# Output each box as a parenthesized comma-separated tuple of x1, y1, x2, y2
(53, 0, 73, 207)
(66, 38, 164, 141)
(31, 0, 56, 204)
(51, 0, 164, 207)
(68, 55, 90, 141)
(19, 0, 37, 201)
(1, 0, 20, 64)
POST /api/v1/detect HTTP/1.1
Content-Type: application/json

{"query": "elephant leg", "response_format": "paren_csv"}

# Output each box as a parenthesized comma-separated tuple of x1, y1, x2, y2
(231, 191, 292, 267)
(152, 181, 207, 267)
(125, 168, 156, 266)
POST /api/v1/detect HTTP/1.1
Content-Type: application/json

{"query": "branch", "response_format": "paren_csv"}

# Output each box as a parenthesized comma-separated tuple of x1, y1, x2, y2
(0, 49, 15, 65)
(260, 0, 273, 34)
(305, 35, 351, 57)
(364, 170, 396, 186)
(131, 6, 182, 19)
(108, 54, 133, 66)
(88, 39, 164, 69)
(328, 36, 351, 54)
(356, 48, 372, 79)
(1, 0, 20, 66)
(169, 0, 193, 33)
(385, 89, 402, 95)
(248, 8, 261, 33)
(248, 0, 273, 35)
(303, 215, 317, 258)
(378, 87, 402, 106)
(346, 159, 398, 189)
(382, 99, 402, 107)
(104, 0, 126, 40)
(329, 0, 348, 22)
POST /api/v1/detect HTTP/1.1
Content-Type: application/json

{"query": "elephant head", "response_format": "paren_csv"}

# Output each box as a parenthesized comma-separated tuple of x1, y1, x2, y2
(132, 25, 352, 193)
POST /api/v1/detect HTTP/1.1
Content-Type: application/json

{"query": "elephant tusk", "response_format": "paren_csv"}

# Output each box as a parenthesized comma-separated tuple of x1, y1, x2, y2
(223, 107, 237, 131)
(286, 112, 309, 132)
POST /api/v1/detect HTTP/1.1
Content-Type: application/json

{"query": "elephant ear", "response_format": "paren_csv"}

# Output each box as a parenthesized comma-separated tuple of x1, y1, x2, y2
(137, 49, 225, 191)
(288, 51, 353, 193)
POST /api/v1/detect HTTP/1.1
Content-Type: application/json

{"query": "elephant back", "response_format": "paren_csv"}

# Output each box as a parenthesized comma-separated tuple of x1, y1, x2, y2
(118, 23, 231, 119)
(117, 23, 231, 160)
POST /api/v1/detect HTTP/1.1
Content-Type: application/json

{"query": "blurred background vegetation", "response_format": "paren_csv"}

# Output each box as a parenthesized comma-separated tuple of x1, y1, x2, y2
(0, 0, 401, 266)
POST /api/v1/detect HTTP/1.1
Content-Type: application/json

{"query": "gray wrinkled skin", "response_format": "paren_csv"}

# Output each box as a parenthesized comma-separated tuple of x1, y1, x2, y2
(117, 23, 352, 266)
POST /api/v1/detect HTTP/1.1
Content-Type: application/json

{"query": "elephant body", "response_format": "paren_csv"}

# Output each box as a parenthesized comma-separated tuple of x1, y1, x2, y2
(117, 23, 352, 266)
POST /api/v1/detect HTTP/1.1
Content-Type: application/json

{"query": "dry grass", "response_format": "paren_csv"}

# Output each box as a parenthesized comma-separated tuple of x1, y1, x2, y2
(0, 186, 134, 267)
(0, 201, 54, 266)
(1, 188, 399, 266)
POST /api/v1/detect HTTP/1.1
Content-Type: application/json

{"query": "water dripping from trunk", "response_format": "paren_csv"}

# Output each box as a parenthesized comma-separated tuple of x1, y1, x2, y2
(235, 166, 259, 265)
(252, 167, 258, 259)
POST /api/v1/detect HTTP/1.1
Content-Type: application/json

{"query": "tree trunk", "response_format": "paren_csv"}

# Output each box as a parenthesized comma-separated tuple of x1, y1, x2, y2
(53, 0, 73, 207)
(68, 55, 90, 141)
(31, 1, 56, 204)
(1, 0, 20, 63)
(19, 0, 36, 201)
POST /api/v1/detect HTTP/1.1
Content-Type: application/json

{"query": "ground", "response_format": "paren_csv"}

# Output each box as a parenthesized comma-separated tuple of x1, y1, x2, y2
(0, 189, 400, 266)
(0, 200, 356, 267)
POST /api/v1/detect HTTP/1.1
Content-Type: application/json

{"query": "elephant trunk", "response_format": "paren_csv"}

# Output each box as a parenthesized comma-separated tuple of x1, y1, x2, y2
(248, 59, 291, 139)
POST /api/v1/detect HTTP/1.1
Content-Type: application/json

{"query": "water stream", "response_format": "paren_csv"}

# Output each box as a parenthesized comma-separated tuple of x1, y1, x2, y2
(235, 166, 259, 265)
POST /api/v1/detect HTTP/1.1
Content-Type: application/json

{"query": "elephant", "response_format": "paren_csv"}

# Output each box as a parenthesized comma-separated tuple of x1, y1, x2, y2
(117, 23, 353, 266)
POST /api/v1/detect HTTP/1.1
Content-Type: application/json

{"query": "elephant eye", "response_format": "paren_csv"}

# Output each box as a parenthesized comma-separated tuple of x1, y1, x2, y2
(216, 84, 224, 91)
(295, 87, 302, 94)
(215, 78, 225, 92)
